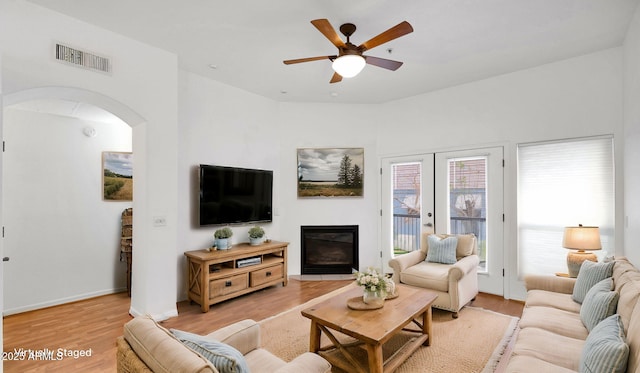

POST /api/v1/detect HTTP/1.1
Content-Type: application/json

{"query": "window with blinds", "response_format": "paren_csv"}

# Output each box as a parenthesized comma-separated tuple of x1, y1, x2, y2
(517, 136, 615, 276)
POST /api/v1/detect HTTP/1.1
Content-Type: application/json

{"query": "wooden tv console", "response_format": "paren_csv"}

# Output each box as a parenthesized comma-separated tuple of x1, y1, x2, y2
(185, 241, 288, 312)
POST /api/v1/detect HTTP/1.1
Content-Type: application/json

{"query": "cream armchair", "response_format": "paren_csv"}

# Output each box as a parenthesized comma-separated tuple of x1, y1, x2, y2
(117, 316, 331, 373)
(388, 232, 479, 318)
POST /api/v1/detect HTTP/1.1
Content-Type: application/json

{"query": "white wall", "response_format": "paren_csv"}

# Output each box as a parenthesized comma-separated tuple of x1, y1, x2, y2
(176, 71, 281, 299)
(278, 103, 380, 274)
(0, 1, 179, 319)
(624, 4, 640, 267)
(3, 108, 131, 314)
(378, 48, 624, 299)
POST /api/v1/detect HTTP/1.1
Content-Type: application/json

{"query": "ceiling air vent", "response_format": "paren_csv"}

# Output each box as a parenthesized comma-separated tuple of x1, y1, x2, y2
(55, 43, 111, 74)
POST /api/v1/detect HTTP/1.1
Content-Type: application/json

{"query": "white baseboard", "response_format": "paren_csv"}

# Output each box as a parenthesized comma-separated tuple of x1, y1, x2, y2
(3, 287, 127, 316)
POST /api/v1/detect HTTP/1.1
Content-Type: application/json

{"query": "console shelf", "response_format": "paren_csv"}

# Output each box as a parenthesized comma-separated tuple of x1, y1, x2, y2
(185, 241, 288, 312)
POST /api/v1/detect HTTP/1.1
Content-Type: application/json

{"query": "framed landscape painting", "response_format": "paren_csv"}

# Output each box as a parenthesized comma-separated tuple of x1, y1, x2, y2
(297, 148, 364, 198)
(103, 151, 133, 201)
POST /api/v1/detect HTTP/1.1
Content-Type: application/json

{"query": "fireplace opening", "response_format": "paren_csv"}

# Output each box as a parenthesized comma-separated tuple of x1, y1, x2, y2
(301, 225, 359, 275)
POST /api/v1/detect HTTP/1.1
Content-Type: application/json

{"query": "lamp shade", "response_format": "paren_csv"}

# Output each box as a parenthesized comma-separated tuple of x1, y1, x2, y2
(332, 55, 366, 78)
(562, 225, 602, 251)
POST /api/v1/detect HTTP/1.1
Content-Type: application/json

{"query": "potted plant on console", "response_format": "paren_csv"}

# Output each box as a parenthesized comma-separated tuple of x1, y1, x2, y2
(248, 226, 265, 246)
(214, 227, 233, 250)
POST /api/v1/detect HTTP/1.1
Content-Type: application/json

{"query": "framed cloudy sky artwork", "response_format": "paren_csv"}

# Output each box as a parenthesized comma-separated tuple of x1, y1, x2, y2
(297, 148, 364, 198)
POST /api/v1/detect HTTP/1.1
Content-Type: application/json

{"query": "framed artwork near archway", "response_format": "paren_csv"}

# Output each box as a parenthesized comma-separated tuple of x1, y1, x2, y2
(102, 151, 133, 201)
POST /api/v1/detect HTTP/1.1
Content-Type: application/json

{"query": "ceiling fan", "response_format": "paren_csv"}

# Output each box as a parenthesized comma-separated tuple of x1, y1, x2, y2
(283, 19, 414, 83)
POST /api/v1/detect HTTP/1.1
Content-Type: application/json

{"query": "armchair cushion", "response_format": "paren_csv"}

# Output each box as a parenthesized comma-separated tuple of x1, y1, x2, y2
(401, 261, 451, 292)
(425, 235, 458, 264)
(171, 329, 250, 373)
(206, 319, 260, 355)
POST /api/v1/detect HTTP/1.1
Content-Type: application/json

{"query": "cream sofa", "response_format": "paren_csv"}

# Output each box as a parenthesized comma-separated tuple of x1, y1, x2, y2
(116, 316, 331, 373)
(388, 233, 479, 318)
(505, 257, 640, 372)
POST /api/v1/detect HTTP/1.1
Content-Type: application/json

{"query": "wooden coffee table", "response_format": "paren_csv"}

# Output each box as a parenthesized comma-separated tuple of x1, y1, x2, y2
(301, 284, 437, 373)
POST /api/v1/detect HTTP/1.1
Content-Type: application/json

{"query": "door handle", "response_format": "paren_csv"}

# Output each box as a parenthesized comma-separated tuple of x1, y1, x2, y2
(424, 223, 433, 227)
(3, 257, 9, 262)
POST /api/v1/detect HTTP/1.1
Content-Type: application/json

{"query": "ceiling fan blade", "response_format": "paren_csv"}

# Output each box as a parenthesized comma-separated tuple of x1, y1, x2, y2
(283, 56, 334, 65)
(311, 19, 346, 48)
(330, 72, 343, 83)
(364, 56, 404, 71)
(358, 21, 413, 52)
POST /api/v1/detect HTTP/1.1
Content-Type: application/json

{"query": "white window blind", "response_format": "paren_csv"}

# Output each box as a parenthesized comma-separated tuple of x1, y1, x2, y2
(517, 136, 614, 276)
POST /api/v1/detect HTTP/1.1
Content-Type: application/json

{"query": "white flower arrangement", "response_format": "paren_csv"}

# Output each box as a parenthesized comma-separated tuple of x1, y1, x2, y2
(354, 267, 389, 292)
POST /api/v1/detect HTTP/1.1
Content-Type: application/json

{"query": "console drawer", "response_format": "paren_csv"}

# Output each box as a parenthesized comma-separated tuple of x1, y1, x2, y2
(210, 274, 248, 298)
(250, 264, 283, 287)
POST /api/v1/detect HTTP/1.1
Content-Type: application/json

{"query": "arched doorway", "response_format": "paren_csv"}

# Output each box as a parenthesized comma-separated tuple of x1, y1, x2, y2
(2, 87, 144, 314)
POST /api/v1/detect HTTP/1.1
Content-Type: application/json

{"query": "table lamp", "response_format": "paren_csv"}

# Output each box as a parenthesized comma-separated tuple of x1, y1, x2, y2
(562, 224, 601, 278)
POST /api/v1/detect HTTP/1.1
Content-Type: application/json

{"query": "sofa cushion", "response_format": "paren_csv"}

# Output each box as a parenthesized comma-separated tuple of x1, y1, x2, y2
(615, 270, 640, 333)
(626, 299, 640, 373)
(612, 257, 638, 289)
(123, 316, 216, 373)
(525, 290, 581, 313)
(172, 329, 250, 373)
(511, 327, 584, 371)
(506, 355, 578, 373)
(580, 314, 629, 373)
(519, 306, 588, 340)
(425, 235, 458, 264)
(572, 260, 614, 304)
(580, 277, 619, 331)
(399, 261, 449, 292)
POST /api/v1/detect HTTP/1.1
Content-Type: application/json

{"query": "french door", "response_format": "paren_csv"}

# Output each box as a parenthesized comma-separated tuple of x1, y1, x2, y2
(381, 147, 504, 295)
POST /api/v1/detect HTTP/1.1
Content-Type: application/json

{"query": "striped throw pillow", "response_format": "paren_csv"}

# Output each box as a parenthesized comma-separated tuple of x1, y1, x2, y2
(580, 277, 619, 331)
(572, 260, 615, 304)
(426, 235, 458, 264)
(171, 329, 250, 373)
(580, 314, 629, 373)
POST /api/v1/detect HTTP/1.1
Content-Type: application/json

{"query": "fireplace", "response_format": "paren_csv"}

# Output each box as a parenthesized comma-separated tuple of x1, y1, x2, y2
(301, 225, 359, 275)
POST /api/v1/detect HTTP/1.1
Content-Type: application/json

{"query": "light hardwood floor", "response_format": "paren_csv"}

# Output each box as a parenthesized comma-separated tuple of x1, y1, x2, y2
(3, 279, 523, 372)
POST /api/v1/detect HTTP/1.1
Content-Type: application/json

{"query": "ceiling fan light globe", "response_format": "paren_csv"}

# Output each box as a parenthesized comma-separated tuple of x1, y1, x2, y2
(332, 55, 365, 78)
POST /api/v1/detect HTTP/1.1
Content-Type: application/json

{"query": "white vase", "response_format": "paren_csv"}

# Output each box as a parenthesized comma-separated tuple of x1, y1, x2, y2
(216, 238, 229, 250)
(249, 237, 263, 246)
(363, 289, 386, 307)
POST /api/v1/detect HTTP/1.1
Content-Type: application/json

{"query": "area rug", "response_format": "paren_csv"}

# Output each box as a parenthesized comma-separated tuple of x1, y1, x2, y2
(259, 284, 519, 373)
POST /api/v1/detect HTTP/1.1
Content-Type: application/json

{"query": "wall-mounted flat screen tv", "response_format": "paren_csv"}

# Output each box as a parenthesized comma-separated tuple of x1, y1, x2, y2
(199, 164, 273, 226)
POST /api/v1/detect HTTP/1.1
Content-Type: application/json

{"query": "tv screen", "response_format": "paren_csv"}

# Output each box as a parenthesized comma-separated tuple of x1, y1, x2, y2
(199, 165, 273, 226)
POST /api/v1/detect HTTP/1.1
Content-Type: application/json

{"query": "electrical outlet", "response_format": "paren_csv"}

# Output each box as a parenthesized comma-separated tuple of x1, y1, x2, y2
(153, 216, 167, 227)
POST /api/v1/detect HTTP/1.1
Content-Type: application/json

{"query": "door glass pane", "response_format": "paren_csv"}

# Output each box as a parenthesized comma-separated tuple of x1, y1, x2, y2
(449, 157, 487, 271)
(392, 162, 421, 257)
